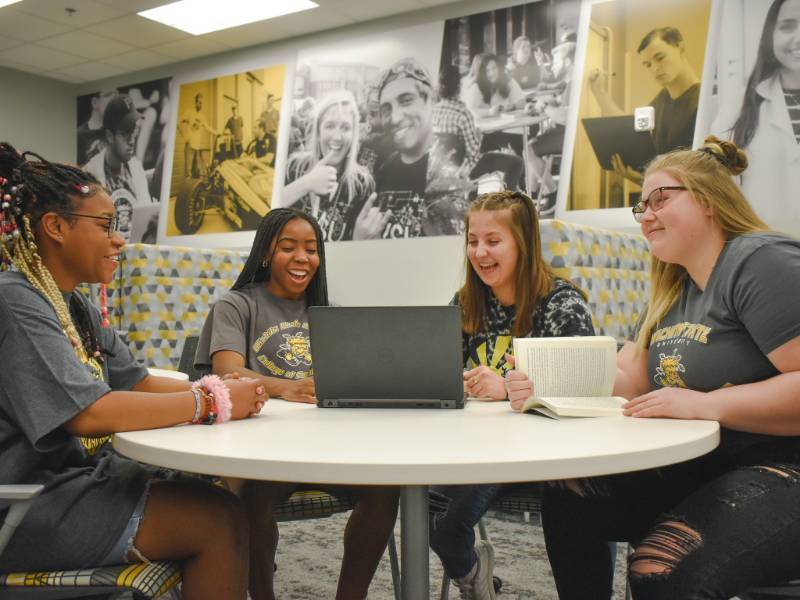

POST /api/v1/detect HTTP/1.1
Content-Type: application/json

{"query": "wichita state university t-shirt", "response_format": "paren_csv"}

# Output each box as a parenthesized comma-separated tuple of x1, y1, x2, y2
(646, 232, 800, 454)
(196, 283, 313, 380)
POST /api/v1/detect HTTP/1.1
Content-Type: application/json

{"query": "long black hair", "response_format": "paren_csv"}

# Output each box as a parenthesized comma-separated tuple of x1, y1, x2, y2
(231, 208, 329, 306)
(475, 53, 512, 105)
(733, 0, 788, 148)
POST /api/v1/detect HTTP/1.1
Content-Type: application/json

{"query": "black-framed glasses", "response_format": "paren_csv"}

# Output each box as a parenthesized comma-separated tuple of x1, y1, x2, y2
(62, 212, 119, 238)
(632, 186, 686, 223)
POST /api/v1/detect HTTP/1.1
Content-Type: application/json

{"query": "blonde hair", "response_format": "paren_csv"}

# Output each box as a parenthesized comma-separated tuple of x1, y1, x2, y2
(460, 191, 585, 337)
(287, 90, 373, 204)
(635, 135, 769, 349)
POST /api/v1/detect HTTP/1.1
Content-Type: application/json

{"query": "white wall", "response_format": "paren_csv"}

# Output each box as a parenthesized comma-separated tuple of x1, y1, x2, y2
(0, 66, 75, 163)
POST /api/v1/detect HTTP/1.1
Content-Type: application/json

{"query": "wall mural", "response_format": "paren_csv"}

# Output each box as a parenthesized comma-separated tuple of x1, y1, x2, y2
(704, 0, 800, 230)
(166, 64, 285, 236)
(77, 77, 172, 244)
(567, 0, 712, 214)
(279, 0, 580, 241)
(78, 0, 799, 243)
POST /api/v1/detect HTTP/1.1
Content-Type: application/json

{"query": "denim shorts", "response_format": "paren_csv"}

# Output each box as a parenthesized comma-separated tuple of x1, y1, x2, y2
(99, 485, 149, 566)
(98, 468, 219, 566)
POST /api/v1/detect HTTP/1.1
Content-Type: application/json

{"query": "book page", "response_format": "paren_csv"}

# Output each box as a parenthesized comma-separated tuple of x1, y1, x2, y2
(513, 336, 617, 398)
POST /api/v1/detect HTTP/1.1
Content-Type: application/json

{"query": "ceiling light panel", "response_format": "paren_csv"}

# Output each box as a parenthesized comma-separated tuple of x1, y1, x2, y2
(139, 0, 319, 35)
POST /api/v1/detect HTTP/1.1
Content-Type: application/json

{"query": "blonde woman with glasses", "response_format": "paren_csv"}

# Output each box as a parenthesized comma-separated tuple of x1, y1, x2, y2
(511, 136, 800, 599)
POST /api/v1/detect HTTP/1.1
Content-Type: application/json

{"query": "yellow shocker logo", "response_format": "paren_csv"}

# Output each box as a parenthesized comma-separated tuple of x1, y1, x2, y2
(276, 332, 312, 367)
(655, 350, 687, 388)
(80, 435, 112, 456)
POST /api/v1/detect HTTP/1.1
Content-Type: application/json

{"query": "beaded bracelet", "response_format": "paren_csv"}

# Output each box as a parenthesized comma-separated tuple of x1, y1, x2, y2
(191, 374, 232, 425)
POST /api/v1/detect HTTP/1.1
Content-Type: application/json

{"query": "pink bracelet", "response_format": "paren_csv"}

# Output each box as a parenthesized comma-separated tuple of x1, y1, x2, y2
(194, 375, 232, 424)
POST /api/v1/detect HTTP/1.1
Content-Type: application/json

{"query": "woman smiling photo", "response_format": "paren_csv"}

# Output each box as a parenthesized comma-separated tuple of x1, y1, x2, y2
(716, 0, 800, 225)
(283, 90, 376, 241)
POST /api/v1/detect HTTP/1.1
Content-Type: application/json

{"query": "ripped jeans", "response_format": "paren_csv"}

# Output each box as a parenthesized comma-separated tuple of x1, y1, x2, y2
(542, 440, 800, 600)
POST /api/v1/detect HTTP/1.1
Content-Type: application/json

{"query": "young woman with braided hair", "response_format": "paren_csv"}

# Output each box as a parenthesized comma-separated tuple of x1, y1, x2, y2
(510, 136, 800, 599)
(195, 208, 399, 600)
(0, 143, 267, 599)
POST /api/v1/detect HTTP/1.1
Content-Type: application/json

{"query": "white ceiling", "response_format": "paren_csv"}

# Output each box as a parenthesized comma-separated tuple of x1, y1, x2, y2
(0, 0, 458, 84)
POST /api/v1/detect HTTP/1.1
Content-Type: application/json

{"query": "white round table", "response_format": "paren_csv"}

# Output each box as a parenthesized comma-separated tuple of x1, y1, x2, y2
(114, 400, 719, 599)
(146, 368, 189, 381)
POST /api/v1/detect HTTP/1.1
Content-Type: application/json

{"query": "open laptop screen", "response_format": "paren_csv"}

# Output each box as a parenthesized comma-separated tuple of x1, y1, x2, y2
(308, 306, 464, 409)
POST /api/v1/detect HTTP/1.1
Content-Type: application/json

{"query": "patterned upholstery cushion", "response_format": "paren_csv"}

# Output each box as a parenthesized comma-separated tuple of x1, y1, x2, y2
(108, 243, 247, 368)
(0, 560, 180, 599)
(106, 221, 649, 368)
(539, 220, 650, 342)
(274, 490, 356, 522)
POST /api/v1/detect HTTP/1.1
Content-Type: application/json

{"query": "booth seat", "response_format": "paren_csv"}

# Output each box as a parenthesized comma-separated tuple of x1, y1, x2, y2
(105, 220, 650, 370)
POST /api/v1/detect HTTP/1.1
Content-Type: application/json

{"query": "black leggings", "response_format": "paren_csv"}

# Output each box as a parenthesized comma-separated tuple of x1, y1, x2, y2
(542, 441, 800, 600)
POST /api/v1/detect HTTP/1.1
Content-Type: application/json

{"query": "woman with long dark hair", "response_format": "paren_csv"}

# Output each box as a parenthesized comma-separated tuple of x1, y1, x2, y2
(722, 0, 800, 224)
(195, 208, 399, 600)
(462, 53, 526, 118)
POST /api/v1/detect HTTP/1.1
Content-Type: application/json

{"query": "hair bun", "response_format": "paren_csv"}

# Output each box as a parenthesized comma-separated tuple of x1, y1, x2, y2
(701, 135, 748, 176)
(0, 142, 25, 179)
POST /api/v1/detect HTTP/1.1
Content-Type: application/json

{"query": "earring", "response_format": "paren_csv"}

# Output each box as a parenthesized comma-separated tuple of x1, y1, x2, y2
(261, 258, 270, 269)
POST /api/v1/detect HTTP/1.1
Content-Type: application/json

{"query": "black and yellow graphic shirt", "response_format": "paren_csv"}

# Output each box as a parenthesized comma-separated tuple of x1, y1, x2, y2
(196, 282, 315, 381)
(456, 278, 594, 376)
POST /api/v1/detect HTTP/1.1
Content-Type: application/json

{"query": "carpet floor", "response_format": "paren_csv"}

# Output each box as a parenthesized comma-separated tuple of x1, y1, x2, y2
(273, 509, 631, 599)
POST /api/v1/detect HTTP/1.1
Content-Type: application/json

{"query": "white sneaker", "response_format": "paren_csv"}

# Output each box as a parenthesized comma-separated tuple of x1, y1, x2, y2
(453, 539, 496, 600)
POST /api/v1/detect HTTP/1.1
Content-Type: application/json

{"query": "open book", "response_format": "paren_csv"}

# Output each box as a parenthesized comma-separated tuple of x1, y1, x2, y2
(512, 336, 625, 418)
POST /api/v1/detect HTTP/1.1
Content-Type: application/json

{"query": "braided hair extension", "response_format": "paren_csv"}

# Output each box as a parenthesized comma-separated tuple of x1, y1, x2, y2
(232, 207, 329, 307)
(0, 142, 106, 378)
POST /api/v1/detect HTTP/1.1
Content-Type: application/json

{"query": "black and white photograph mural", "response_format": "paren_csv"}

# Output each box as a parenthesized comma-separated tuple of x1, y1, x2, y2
(77, 77, 172, 244)
(284, 21, 444, 241)
(707, 0, 800, 230)
(282, 0, 581, 241)
(440, 0, 580, 218)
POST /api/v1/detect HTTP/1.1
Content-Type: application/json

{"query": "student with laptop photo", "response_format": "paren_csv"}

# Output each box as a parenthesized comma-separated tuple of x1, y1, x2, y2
(588, 26, 701, 186)
(195, 208, 399, 600)
(518, 138, 800, 600)
(429, 190, 594, 599)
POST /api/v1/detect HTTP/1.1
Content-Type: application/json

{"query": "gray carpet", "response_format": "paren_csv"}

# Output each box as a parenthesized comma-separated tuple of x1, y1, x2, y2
(273, 509, 630, 599)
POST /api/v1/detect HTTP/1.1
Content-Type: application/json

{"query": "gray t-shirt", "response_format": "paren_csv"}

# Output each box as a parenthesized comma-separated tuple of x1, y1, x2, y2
(195, 283, 313, 380)
(647, 232, 800, 454)
(0, 271, 150, 571)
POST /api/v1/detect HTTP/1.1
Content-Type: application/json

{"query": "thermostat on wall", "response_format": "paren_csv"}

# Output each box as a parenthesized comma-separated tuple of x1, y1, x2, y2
(634, 106, 655, 132)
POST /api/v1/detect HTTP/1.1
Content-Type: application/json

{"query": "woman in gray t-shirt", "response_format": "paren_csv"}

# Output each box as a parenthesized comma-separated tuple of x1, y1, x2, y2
(196, 208, 399, 600)
(507, 136, 800, 598)
(0, 143, 265, 598)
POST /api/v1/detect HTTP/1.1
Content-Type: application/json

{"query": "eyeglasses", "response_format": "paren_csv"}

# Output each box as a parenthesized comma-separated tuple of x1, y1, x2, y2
(62, 212, 119, 238)
(632, 186, 686, 223)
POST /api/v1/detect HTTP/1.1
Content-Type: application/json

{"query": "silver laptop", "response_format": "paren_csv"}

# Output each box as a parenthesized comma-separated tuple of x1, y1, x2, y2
(309, 306, 465, 409)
